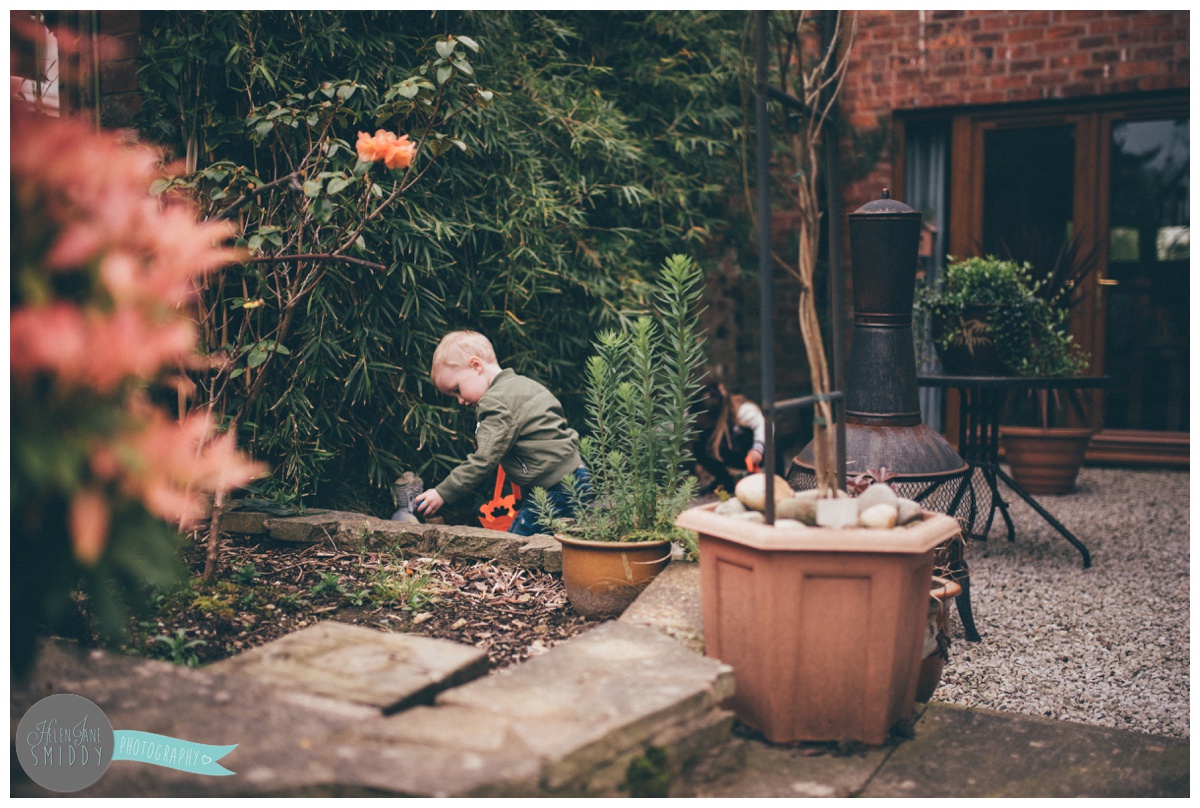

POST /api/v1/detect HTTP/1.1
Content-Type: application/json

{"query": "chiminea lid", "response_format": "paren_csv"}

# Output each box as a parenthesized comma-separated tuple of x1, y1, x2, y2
(851, 188, 920, 217)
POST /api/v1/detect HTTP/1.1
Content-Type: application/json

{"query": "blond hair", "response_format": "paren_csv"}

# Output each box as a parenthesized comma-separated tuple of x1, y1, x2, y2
(431, 330, 497, 373)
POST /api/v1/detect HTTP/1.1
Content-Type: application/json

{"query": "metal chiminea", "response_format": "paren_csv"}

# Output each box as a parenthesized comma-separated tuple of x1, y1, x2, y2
(790, 191, 973, 517)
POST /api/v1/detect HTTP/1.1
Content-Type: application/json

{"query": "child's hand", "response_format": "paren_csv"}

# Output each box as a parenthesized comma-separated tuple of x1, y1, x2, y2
(744, 449, 763, 473)
(414, 489, 444, 516)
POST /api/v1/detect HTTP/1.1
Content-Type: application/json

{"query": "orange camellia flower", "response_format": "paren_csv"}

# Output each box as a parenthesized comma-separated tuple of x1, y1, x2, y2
(356, 129, 416, 170)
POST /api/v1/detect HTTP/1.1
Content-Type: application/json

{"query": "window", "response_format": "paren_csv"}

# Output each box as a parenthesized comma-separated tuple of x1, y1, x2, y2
(11, 13, 61, 115)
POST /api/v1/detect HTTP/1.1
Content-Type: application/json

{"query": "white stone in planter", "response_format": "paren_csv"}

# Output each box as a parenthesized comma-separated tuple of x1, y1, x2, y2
(859, 503, 899, 530)
(856, 483, 899, 513)
(780, 488, 852, 526)
(776, 495, 815, 525)
(713, 498, 748, 516)
(734, 473, 794, 512)
(897, 498, 924, 526)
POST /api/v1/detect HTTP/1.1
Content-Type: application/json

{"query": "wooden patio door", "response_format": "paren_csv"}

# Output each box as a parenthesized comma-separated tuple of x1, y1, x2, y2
(947, 97, 1189, 466)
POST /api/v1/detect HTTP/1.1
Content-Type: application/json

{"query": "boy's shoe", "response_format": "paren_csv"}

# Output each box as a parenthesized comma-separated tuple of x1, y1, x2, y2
(391, 472, 424, 523)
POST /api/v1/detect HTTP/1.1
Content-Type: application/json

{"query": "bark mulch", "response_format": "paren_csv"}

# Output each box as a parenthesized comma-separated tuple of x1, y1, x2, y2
(123, 531, 594, 672)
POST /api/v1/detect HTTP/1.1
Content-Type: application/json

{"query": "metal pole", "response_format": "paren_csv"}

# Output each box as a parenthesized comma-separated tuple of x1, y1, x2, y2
(755, 10, 776, 524)
(820, 10, 847, 492)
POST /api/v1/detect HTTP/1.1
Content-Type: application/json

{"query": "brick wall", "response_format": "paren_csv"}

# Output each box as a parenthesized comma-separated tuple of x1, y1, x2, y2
(839, 9, 1190, 210)
(96, 11, 142, 128)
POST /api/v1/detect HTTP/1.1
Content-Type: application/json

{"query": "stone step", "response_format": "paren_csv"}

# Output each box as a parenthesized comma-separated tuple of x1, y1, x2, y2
(620, 559, 705, 653)
(205, 621, 489, 715)
(387, 620, 734, 796)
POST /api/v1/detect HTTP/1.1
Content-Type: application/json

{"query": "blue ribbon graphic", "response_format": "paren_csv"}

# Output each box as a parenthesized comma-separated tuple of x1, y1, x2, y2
(112, 730, 237, 776)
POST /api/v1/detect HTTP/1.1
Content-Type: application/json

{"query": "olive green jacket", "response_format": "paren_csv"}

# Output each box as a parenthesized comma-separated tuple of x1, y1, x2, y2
(434, 369, 582, 505)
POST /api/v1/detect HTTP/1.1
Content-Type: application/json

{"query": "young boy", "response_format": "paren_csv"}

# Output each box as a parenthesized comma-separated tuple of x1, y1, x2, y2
(413, 330, 589, 536)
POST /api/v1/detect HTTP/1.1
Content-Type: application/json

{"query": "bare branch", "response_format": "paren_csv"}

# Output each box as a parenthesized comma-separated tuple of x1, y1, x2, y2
(217, 170, 304, 219)
(242, 252, 387, 271)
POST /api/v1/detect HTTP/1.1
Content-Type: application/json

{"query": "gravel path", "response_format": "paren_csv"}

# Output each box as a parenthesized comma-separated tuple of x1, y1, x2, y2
(937, 466, 1189, 739)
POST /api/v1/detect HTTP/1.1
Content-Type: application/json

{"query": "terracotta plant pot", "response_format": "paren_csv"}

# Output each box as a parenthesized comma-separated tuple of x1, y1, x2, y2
(675, 504, 961, 745)
(556, 535, 672, 620)
(916, 576, 963, 703)
(1000, 426, 1094, 494)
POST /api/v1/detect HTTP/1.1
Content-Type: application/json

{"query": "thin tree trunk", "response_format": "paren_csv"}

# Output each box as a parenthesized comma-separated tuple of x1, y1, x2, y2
(199, 286, 301, 580)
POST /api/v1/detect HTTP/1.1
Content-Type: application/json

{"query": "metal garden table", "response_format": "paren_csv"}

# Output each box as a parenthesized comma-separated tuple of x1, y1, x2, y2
(917, 375, 1109, 569)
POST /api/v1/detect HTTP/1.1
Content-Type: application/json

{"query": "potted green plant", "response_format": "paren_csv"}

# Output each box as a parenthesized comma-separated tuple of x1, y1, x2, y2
(999, 238, 1100, 493)
(914, 255, 1088, 377)
(915, 254, 1095, 493)
(531, 254, 706, 619)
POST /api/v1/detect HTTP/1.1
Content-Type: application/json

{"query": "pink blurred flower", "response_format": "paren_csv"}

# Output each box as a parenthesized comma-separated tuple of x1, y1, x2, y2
(116, 402, 266, 526)
(10, 303, 89, 380)
(69, 488, 110, 566)
(86, 308, 198, 390)
(45, 222, 107, 270)
(10, 304, 197, 393)
(13, 107, 242, 306)
(12, 89, 266, 549)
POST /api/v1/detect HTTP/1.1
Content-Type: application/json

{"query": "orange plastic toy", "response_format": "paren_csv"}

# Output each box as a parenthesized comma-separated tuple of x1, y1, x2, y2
(478, 467, 522, 531)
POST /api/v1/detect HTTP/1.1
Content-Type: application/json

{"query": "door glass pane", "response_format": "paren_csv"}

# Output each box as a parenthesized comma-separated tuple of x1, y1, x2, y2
(905, 119, 951, 430)
(1104, 118, 1189, 431)
(982, 124, 1076, 271)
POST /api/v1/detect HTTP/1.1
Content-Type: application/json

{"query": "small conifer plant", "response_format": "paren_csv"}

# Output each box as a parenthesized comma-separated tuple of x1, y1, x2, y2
(531, 254, 706, 557)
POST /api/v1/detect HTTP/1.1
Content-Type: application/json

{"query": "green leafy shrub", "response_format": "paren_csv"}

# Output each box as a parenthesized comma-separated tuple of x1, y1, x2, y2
(915, 255, 1088, 377)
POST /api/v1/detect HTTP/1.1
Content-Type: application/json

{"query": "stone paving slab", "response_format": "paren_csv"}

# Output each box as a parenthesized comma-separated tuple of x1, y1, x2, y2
(620, 560, 705, 653)
(674, 734, 895, 797)
(421, 525, 561, 570)
(417, 620, 736, 795)
(12, 642, 365, 797)
(327, 515, 432, 552)
(863, 701, 1190, 798)
(219, 509, 270, 534)
(205, 621, 488, 714)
